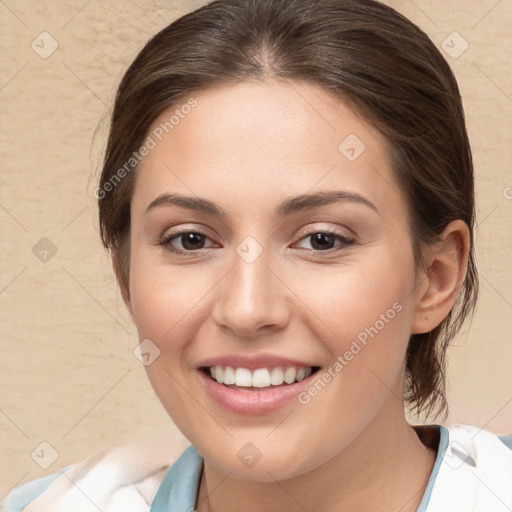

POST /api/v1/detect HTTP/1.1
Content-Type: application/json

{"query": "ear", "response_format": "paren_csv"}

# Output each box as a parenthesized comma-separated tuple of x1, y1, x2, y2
(111, 248, 133, 320)
(411, 220, 470, 334)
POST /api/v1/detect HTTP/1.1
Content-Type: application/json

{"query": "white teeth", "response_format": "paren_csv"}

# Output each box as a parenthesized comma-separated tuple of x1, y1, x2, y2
(283, 367, 297, 384)
(252, 368, 271, 388)
(270, 367, 284, 385)
(208, 365, 314, 387)
(223, 366, 235, 385)
(235, 367, 252, 386)
(296, 368, 306, 382)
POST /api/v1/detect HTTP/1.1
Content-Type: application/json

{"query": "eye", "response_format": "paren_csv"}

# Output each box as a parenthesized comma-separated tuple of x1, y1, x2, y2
(158, 228, 355, 256)
(159, 229, 217, 254)
(294, 230, 355, 253)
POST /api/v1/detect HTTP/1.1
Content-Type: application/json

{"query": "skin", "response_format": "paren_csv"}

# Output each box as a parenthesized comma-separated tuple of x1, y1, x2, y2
(116, 80, 469, 512)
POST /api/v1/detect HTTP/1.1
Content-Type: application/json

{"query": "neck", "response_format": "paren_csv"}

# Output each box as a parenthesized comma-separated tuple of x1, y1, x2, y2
(195, 400, 437, 512)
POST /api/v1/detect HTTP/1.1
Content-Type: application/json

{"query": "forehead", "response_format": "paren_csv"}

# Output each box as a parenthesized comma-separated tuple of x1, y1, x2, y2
(132, 80, 406, 222)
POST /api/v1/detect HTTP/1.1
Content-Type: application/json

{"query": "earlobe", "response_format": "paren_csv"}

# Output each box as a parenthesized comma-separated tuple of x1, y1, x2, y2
(411, 220, 470, 334)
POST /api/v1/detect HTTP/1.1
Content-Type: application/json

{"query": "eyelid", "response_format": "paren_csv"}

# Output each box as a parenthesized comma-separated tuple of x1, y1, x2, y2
(158, 225, 217, 247)
(292, 229, 355, 253)
(158, 223, 356, 257)
(159, 223, 214, 239)
(294, 222, 355, 241)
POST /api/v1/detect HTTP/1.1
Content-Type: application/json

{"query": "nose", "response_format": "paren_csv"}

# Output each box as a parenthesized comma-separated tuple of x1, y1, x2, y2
(211, 244, 291, 339)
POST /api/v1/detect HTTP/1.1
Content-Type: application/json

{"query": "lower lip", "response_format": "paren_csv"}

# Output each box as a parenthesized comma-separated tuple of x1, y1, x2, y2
(196, 369, 317, 415)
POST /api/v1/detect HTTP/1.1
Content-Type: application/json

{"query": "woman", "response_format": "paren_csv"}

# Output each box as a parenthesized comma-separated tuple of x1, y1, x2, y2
(4, 0, 511, 510)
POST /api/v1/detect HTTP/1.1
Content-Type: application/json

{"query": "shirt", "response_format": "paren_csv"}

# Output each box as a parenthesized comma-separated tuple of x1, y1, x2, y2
(3, 423, 512, 512)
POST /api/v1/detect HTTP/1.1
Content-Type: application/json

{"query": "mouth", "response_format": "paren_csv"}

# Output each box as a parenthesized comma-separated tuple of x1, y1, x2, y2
(199, 365, 321, 391)
(195, 354, 324, 414)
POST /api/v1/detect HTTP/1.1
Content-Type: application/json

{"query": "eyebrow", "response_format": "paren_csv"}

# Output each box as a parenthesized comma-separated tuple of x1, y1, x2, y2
(145, 191, 379, 217)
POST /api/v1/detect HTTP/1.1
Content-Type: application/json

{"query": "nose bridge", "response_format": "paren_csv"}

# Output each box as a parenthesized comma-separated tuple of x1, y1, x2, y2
(212, 236, 289, 337)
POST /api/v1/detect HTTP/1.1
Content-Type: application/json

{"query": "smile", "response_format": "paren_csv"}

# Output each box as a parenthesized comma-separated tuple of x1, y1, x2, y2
(197, 364, 321, 415)
(206, 365, 316, 388)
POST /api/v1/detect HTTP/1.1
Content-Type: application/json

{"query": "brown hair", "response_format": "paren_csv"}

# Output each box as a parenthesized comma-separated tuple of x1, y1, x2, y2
(98, 0, 478, 418)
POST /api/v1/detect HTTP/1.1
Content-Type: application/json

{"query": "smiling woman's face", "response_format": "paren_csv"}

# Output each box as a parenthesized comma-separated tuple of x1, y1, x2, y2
(126, 80, 428, 480)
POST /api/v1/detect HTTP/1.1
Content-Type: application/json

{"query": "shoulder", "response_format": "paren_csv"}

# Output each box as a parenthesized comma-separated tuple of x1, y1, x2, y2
(446, 423, 512, 461)
(425, 423, 512, 512)
(2, 442, 189, 512)
(2, 469, 68, 512)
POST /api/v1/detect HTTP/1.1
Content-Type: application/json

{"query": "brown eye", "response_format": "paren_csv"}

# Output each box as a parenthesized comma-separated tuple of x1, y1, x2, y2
(295, 231, 355, 253)
(309, 233, 336, 251)
(178, 232, 207, 250)
(160, 230, 215, 254)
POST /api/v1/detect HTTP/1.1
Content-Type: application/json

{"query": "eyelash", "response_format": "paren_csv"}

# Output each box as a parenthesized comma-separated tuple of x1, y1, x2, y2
(158, 228, 355, 256)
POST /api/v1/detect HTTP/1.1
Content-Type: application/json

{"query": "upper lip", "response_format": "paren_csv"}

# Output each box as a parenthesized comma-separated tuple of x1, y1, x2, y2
(196, 353, 320, 370)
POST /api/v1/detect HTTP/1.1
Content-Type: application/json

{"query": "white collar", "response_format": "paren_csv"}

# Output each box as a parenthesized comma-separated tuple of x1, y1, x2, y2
(424, 423, 512, 511)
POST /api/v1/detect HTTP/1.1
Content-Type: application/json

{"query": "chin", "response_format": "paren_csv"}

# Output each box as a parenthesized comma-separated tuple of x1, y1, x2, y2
(194, 434, 324, 483)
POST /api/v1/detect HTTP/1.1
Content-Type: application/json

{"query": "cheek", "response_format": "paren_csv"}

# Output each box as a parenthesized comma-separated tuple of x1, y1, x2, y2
(293, 250, 415, 351)
(129, 249, 212, 347)
(127, 249, 212, 424)
(291, 245, 417, 415)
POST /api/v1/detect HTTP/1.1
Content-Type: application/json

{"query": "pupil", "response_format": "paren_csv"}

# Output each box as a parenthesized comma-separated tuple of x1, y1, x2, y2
(311, 233, 334, 250)
(180, 233, 335, 251)
(183, 232, 204, 250)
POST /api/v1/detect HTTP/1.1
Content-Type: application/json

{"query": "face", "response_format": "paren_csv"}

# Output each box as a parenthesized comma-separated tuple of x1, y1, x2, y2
(126, 80, 425, 481)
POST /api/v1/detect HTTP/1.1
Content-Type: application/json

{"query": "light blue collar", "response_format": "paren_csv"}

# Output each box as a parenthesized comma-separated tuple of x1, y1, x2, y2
(415, 424, 449, 511)
(151, 425, 448, 512)
(150, 444, 203, 512)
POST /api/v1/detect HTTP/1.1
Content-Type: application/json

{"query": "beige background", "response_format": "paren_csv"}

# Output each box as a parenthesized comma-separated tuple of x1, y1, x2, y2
(1, 0, 511, 497)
